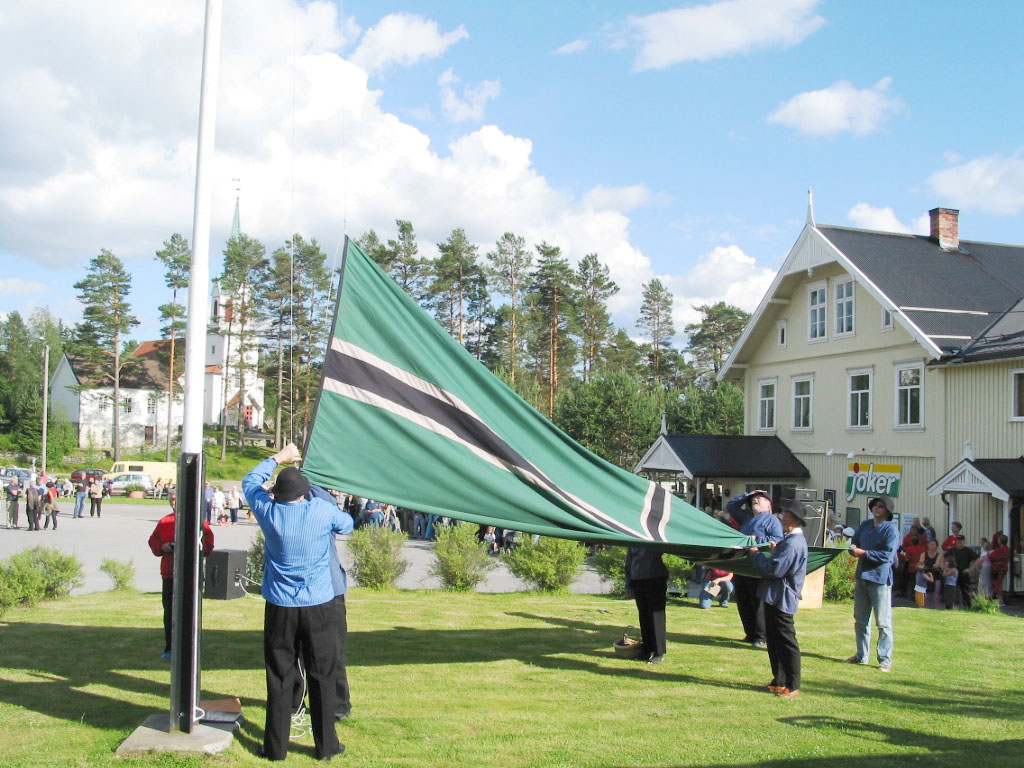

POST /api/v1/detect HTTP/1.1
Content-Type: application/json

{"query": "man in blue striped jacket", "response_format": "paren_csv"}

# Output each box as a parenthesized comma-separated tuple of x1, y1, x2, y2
(243, 443, 354, 762)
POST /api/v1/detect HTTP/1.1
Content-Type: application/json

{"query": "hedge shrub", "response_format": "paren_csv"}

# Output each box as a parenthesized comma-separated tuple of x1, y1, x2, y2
(100, 558, 136, 591)
(502, 536, 585, 592)
(348, 526, 409, 590)
(430, 522, 496, 591)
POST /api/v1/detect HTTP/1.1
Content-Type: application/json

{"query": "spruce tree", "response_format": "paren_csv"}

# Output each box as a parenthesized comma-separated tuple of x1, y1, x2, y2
(485, 232, 532, 383)
(637, 278, 675, 384)
(573, 253, 618, 380)
(526, 242, 578, 417)
(429, 228, 484, 345)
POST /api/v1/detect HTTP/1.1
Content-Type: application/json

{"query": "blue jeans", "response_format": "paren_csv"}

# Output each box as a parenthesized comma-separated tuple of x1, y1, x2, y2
(73, 492, 86, 517)
(699, 579, 735, 609)
(854, 579, 893, 666)
(413, 513, 426, 539)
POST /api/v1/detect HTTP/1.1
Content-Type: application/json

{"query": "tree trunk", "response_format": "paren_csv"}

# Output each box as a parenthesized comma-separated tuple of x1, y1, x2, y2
(113, 328, 121, 461)
(165, 331, 175, 462)
(275, 328, 284, 450)
(219, 326, 232, 462)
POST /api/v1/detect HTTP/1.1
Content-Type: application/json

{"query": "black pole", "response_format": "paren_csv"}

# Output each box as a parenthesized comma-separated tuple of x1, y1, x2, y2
(169, 452, 204, 732)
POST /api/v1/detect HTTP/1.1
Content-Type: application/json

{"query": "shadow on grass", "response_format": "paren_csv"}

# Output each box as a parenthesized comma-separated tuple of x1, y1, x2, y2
(617, 717, 1024, 768)
(2, 613, 1022, 737)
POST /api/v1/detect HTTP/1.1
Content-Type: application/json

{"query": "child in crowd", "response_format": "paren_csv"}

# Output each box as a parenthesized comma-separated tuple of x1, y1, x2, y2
(942, 554, 961, 609)
(483, 526, 498, 554)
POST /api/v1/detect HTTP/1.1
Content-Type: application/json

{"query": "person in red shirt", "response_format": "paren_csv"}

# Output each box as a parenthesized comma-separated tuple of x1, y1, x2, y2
(988, 535, 1011, 606)
(149, 489, 215, 659)
(941, 521, 962, 552)
(897, 534, 926, 597)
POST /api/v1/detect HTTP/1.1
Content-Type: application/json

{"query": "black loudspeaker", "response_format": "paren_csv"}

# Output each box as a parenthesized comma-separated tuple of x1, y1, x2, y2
(795, 487, 817, 502)
(204, 549, 247, 600)
(800, 500, 826, 547)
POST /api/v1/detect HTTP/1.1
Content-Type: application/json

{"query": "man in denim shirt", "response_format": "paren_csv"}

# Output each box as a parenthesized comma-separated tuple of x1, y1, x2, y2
(243, 443, 354, 761)
(847, 496, 899, 672)
(748, 500, 808, 699)
(727, 490, 783, 648)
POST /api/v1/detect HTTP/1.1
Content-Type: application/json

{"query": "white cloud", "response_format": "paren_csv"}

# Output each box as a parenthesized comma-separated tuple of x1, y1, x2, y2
(438, 68, 501, 123)
(0, 277, 47, 296)
(928, 150, 1024, 215)
(349, 12, 467, 74)
(582, 184, 651, 212)
(627, 0, 824, 71)
(555, 39, 589, 55)
(655, 245, 776, 342)
(768, 77, 901, 136)
(847, 204, 929, 235)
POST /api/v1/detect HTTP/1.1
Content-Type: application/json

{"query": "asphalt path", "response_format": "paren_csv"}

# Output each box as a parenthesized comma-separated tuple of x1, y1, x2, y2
(0, 500, 606, 596)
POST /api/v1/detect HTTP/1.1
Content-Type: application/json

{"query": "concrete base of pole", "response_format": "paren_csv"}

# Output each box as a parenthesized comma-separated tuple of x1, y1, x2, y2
(116, 713, 237, 757)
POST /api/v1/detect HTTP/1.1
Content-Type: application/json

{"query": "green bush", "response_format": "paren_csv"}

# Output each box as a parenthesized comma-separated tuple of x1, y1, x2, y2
(348, 526, 409, 590)
(99, 558, 136, 591)
(969, 593, 1003, 615)
(664, 555, 694, 590)
(245, 530, 266, 592)
(123, 484, 147, 494)
(430, 522, 496, 591)
(0, 547, 83, 614)
(501, 535, 585, 592)
(590, 546, 628, 595)
(824, 544, 857, 602)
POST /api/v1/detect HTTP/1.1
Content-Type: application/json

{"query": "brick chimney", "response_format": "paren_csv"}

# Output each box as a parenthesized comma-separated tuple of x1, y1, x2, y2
(929, 207, 959, 250)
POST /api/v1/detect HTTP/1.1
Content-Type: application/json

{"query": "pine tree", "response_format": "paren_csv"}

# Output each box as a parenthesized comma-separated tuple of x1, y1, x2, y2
(387, 220, 430, 302)
(154, 233, 191, 461)
(219, 233, 268, 456)
(264, 246, 293, 449)
(527, 242, 578, 417)
(684, 302, 750, 387)
(429, 228, 485, 345)
(71, 249, 139, 460)
(288, 234, 332, 445)
(637, 278, 675, 384)
(573, 253, 618, 380)
(485, 232, 532, 383)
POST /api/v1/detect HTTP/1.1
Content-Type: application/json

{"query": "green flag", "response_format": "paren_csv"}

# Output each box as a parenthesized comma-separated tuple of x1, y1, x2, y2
(303, 239, 838, 575)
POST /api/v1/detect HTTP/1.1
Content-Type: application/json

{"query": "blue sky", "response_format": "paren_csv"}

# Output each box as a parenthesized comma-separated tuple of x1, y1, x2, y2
(2, 0, 1023, 343)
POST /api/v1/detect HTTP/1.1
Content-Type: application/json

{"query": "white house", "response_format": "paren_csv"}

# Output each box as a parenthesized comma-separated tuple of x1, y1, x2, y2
(51, 283, 266, 450)
(712, 203, 1022, 583)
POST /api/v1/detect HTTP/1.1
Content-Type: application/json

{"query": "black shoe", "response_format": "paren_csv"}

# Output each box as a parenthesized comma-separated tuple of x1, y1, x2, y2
(319, 743, 346, 761)
(335, 709, 351, 721)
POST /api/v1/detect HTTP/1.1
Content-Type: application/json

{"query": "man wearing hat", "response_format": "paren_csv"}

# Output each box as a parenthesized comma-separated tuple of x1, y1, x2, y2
(747, 500, 809, 698)
(727, 490, 784, 648)
(847, 496, 899, 672)
(242, 442, 354, 762)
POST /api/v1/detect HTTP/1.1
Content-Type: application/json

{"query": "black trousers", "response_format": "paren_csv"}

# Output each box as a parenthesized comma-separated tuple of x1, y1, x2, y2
(632, 578, 667, 657)
(264, 599, 341, 761)
(25, 506, 39, 530)
(161, 577, 174, 653)
(90, 497, 102, 516)
(764, 602, 800, 691)
(291, 595, 351, 717)
(733, 574, 765, 643)
(958, 571, 973, 608)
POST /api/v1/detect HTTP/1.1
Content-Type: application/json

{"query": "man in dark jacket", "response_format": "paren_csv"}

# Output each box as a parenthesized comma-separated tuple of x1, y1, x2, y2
(624, 546, 669, 664)
(726, 490, 784, 648)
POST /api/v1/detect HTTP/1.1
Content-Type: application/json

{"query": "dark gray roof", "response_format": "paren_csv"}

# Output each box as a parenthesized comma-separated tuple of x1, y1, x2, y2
(662, 434, 810, 478)
(817, 226, 1024, 360)
(968, 458, 1024, 498)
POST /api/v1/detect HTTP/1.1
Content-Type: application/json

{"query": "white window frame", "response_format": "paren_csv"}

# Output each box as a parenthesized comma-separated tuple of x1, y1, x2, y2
(894, 362, 924, 429)
(757, 377, 777, 432)
(1013, 369, 1024, 421)
(808, 281, 827, 342)
(847, 367, 873, 430)
(792, 375, 813, 432)
(776, 319, 788, 349)
(881, 308, 893, 332)
(121, 396, 133, 415)
(834, 277, 855, 337)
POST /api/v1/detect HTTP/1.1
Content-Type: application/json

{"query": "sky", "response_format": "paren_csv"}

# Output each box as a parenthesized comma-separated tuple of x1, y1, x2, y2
(2, 0, 1023, 345)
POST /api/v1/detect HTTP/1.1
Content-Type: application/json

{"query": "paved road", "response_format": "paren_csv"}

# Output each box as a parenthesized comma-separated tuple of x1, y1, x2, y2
(0, 502, 607, 596)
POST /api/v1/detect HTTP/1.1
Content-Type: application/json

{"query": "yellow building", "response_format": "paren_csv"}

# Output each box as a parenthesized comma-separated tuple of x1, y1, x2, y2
(717, 204, 1022, 580)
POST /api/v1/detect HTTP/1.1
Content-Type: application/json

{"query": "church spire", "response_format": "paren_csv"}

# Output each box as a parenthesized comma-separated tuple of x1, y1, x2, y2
(230, 177, 241, 240)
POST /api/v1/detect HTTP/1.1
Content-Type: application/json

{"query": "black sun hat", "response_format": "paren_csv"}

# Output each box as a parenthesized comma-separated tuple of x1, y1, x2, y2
(273, 467, 310, 503)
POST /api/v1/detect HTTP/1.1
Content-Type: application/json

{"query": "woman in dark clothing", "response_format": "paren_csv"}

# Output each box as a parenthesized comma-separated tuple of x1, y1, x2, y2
(624, 547, 669, 664)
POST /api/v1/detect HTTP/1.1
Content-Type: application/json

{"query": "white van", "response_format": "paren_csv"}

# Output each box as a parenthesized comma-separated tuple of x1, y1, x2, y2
(106, 461, 177, 485)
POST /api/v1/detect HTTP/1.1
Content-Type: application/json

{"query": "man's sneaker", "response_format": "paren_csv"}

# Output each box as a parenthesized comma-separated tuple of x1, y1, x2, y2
(160, 651, 171, 660)
(844, 655, 868, 664)
(878, 663, 891, 673)
(752, 640, 767, 649)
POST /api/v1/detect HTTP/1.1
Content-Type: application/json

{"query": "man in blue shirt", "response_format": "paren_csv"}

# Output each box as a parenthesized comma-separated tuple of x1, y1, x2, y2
(727, 490, 784, 648)
(243, 443, 354, 761)
(748, 500, 808, 699)
(847, 496, 899, 673)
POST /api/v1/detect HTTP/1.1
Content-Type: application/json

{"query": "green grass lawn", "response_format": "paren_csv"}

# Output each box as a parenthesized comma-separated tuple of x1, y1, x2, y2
(0, 590, 1021, 767)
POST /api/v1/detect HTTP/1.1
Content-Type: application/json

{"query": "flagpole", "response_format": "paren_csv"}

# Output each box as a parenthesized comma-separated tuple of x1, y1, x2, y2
(172, 0, 223, 734)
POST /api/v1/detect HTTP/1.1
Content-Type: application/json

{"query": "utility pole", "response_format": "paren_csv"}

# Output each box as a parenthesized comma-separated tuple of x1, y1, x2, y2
(41, 344, 49, 474)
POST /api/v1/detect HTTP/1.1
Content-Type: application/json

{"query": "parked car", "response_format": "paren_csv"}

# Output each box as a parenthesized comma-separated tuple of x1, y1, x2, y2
(1, 468, 32, 486)
(71, 468, 107, 483)
(107, 472, 154, 495)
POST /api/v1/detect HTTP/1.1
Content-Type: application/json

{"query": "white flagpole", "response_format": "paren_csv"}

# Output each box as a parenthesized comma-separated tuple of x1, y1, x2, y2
(172, 0, 223, 734)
